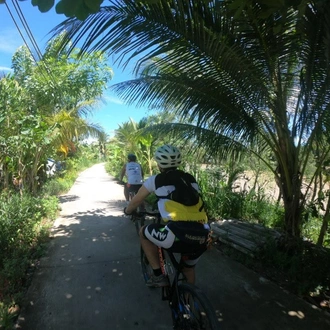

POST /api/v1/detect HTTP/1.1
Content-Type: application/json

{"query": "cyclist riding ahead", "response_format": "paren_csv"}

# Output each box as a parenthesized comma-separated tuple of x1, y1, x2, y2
(124, 145, 210, 287)
(120, 153, 144, 205)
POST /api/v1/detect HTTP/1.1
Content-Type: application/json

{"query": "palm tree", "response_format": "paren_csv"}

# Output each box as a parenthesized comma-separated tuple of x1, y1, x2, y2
(114, 113, 179, 175)
(52, 0, 330, 238)
(115, 118, 141, 153)
(114, 118, 155, 174)
(48, 102, 106, 158)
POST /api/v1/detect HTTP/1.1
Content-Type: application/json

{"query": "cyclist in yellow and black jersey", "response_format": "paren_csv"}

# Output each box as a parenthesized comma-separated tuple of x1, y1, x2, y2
(124, 145, 210, 287)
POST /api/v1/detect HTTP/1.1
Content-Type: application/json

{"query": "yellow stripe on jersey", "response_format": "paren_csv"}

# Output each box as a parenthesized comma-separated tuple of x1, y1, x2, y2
(159, 198, 208, 223)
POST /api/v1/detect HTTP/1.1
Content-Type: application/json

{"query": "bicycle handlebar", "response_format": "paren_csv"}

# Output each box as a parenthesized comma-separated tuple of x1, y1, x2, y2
(136, 210, 161, 217)
(123, 207, 161, 217)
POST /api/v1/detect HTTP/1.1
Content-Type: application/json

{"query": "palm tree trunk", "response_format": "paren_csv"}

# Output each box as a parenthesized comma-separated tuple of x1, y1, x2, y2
(317, 195, 330, 246)
(283, 193, 303, 237)
(277, 149, 303, 237)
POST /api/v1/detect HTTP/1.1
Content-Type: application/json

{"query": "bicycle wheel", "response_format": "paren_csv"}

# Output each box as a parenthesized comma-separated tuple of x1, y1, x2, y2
(140, 246, 153, 283)
(171, 282, 219, 330)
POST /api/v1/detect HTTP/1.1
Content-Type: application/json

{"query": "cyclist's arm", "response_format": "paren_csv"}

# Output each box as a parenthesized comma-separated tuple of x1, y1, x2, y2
(119, 164, 126, 181)
(126, 185, 150, 214)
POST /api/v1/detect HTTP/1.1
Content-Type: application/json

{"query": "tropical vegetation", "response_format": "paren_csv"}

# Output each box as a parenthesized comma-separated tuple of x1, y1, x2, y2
(0, 30, 112, 328)
(47, 0, 330, 310)
(105, 115, 330, 312)
(19, 0, 166, 20)
(1, 0, 330, 324)
(0, 34, 112, 195)
(52, 0, 330, 242)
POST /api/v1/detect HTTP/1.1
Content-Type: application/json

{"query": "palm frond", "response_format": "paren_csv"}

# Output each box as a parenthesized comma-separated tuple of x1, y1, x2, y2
(51, 0, 330, 166)
(142, 122, 248, 160)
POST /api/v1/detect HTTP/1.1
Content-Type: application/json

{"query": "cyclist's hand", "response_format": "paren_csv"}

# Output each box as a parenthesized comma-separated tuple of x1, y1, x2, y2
(135, 211, 144, 218)
(124, 208, 143, 217)
(123, 207, 131, 215)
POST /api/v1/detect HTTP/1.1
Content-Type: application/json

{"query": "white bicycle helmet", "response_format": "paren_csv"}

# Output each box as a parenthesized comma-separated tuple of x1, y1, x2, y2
(154, 145, 182, 168)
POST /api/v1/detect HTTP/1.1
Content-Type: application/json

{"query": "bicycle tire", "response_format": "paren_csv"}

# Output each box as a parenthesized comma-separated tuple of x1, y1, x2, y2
(128, 191, 143, 236)
(171, 282, 219, 330)
(140, 246, 153, 284)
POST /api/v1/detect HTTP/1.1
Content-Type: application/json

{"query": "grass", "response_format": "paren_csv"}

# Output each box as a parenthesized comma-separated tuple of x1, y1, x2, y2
(0, 193, 58, 329)
(0, 154, 100, 329)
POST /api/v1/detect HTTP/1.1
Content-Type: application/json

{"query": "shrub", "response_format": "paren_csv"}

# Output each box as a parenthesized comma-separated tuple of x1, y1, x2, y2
(257, 237, 330, 296)
(0, 192, 58, 306)
(242, 190, 285, 228)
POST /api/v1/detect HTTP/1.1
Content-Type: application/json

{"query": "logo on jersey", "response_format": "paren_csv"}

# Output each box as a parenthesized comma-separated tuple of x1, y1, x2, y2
(151, 229, 167, 241)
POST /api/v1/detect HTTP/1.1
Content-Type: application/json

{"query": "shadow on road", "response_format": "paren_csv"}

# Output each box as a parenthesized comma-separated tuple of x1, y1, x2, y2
(16, 164, 330, 330)
(59, 194, 80, 204)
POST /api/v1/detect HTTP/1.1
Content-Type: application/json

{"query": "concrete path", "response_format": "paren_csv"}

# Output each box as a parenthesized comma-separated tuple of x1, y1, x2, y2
(15, 163, 330, 330)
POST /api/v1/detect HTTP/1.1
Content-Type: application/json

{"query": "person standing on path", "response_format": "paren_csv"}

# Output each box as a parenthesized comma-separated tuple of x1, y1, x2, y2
(119, 153, 144, 205)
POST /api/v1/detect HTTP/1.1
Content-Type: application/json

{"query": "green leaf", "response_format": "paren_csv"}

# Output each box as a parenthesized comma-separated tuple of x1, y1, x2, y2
(84, 0, 103, 13)
(273, 24, 283, 34)
(137, 0, 162, 3)
(55, 0, 77, 17)
(35, 0, 55, 13)
(75, 3, 91, 21)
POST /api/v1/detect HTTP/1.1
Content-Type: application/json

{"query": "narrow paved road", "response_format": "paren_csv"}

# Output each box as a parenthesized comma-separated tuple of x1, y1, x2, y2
(16, 163, 330, 330)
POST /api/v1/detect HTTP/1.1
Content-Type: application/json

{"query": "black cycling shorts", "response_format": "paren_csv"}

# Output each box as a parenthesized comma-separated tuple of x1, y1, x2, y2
(143, 221, 210, 267)
(126, 184, 142, 194)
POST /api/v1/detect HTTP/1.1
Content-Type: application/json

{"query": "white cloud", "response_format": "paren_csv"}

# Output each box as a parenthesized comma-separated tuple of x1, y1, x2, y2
(104, 95, 124, 105)
(0, 29, 23, 54)
(0, 66, 13, 72)
(82, 137, 97, 145)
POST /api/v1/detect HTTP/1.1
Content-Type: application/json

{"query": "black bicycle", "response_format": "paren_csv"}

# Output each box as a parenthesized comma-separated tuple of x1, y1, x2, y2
(140, 211, 219, 330)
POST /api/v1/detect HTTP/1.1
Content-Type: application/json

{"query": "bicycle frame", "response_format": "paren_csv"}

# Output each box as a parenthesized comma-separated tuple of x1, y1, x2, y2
(139, 211, 219, 329)
(158, 247, 186, 302)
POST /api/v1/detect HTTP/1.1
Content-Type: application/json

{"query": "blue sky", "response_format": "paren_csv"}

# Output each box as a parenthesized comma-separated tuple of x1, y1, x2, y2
(0, 1, 152, 137)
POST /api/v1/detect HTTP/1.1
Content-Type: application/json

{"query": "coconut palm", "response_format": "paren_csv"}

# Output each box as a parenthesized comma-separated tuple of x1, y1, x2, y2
(48, 102, 105, 157)
(114, 112, 180, 175)
(115, 118, 141, 153)
(52, 0, 330, 238)
(114, 118, 155, 174)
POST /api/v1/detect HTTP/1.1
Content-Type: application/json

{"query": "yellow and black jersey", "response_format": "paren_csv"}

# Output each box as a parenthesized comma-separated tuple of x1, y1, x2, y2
(143, 170, 208, 223)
